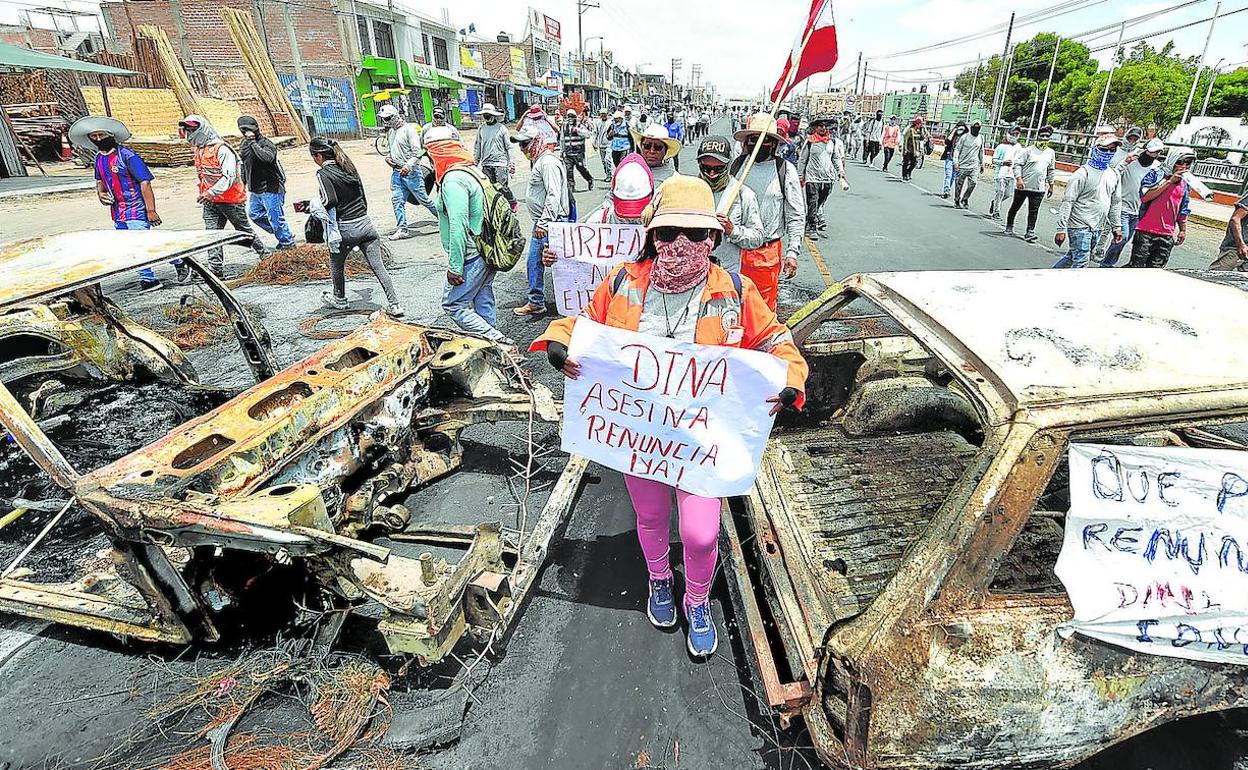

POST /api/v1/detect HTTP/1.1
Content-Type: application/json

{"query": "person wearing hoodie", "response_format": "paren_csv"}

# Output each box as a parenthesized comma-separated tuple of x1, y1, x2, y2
(799, 115, 844, 233)
(472, 102, 517, 211)
(664, 112, 685, 172)
(862, 110, 884, 166)
(308, 136, 404, 317)
(952, 121, 984, 209)
(560, 110, 595, 193)
(1111, 125, 1144, 168)
(378, 103, 439, 240)
(899, 115, 927, 182)
(1126, 149, 1194, 269)
(1052, 133, 1123, 269)
(237, 115, 295, 250)
(940, 122, 965, 198)
(425, 126, 511, 344)
(1006, 125, 1057, 242)
(1101, 137, 1164, 267)
(698, 135, 764, 272)
(178, 115, 268, 277)
(880, 115, 900, 172)
(518, 104, 559, 145)
(511, 124, 569, 317)
(607, 111, 635, 169)
(988, 125, 1021, 220)
(594, 108, 615, 180)
(538, 152, 656, 270)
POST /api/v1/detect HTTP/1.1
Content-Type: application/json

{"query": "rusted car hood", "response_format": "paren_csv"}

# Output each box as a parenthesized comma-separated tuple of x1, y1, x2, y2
(0, 230, 248, 308)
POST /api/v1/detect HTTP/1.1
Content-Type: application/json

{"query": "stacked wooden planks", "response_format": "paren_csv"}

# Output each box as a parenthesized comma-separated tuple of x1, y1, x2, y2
(135, 24, 203, 118)
(220, 8, 309, 145)
(125, 134, 298, 166)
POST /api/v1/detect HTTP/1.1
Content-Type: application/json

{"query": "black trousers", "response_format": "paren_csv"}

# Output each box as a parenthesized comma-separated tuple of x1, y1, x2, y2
(611, 148, 630, 168)
(804, 181, 832, 227)
(864, 140, 880, 164)
(1127, 230, 1175, 268)
(881, 147, 895, 170)
(1006, 189, 1043, 232)
(564, 155, 594, 189)
(901, 152, 917, 179)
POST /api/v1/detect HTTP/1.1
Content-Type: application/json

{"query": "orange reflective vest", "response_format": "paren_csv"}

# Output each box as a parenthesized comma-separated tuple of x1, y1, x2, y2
(530, 259, 809, 407)
(195, 143, 246, 204)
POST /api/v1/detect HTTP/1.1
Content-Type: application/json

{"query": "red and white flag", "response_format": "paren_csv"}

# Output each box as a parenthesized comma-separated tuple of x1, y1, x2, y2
(770, 0, 839, 103)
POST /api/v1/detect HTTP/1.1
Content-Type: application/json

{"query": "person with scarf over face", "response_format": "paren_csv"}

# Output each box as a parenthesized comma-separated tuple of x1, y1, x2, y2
(880, 115, 900, 172)
(862, 110, 884, 166)
(179, 115, 268, 277)
(799, 115, 844, 233)
(594, 108, 616, 180)
(237, 115, 295, 250)
(560, 110, 595, 193)
(730, 113, 806, 311)
(425, 126, 512, 343)
(539, 152, 656, 270)
(988, 126, 1021, 220)
(473, 103, 517, 211)
(1127, 149, 1194, 269)
(899, 115, 926, 182)
(308, 136, 404, 317)
(1006, 125, 1057, 242)
(1101, 137, 1163, 267)
(512, 124, 569, 317)
(697, 135, 764, 272)
(71, 115, 182, 290)
(378, 104, 439, 240)
(940, 122, 965, 198)
(529, 174, 808, 657)
(952, 121, 984, 208)
(1052, 133, 1123, 269)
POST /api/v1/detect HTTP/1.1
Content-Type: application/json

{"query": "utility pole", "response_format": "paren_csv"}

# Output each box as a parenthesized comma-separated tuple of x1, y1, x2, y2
(576, 0, 599, 87)
(997, 43, 1017, 126)
(671, 57, 682, 101)
(1181, 0, 1221, 126)
(1036, 35, 1061, 137)
(1094, 21, 1126, 130)
(1201, 58, 1225, 116)
(386, 0, 406, 118)
(966, 55, 982, 122)
(853, 52, 862, 94)
(989, 12, 1014, 128)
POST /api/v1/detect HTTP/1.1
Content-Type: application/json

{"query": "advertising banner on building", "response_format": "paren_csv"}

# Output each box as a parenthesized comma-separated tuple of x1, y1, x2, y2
(528, 7, 562, 44)
(277, 73, 358, 135)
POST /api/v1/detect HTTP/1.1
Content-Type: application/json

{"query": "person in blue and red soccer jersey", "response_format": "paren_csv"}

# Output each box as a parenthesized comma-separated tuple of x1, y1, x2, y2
(72, 116, 186, 290)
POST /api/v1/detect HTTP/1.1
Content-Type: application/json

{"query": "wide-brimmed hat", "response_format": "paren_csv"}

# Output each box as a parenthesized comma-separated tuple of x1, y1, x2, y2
(630, 123, 681, 161)
(69, 116, 131, 149)
(733, 112, 783, 143)
(645, 175, 724, 232)
(479, 102, 503, 117)
(610, 153, 655, 219)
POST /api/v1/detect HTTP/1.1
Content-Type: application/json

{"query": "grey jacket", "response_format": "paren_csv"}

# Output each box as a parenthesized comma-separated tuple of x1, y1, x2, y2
(526, 150, 568, 230)
(1056, 165, 1122, 232)
(799, 137, 844, 183)
(864, 118, 884, 142)
(474, 122, 511, 168)
(1012, 145, 1057, 192)
(387, 122, 424, 171)
(712, 180, 765, 272)
(954, 134, 984, 173)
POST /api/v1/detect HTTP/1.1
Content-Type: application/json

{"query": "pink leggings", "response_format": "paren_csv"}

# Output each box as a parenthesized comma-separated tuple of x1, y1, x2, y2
(624, 475, 721, 606)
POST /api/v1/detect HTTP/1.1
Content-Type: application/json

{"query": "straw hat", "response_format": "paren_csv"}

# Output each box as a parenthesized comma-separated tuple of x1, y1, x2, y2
(733, 112, 783, 143)
(645, 175, 724, 232)
(69, 116, 131, 149)
(479, 102, 503, 117)
(630, 123, 681, 161)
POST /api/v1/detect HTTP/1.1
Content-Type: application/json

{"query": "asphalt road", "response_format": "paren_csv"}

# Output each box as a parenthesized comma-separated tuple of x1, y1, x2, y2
(0, 118, 1242, 770)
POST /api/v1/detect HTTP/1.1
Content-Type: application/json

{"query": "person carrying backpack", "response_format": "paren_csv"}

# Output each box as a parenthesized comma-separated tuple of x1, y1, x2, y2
(424, 127, 514, 343)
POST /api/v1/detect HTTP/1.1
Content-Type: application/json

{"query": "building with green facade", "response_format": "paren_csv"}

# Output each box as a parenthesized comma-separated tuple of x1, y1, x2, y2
(937, 101, 989, 125)
(883, 92, 931, 120)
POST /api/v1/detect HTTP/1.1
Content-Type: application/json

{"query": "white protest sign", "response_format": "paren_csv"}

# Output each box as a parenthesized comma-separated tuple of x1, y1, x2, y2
(1055, 442, 1248, 664)
(561, 319, 789, 497)
(548, 221, 645, 317)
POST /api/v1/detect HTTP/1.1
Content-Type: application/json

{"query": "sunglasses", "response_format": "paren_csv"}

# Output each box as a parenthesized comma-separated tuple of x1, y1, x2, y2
(698, 162, 726, 176)
(640, 140, 668, 152)
(653, 227, 713, 243)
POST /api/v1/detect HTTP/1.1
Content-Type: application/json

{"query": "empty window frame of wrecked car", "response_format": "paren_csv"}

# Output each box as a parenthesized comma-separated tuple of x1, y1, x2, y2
(0, 230, 582, 663)
(725, 269, 1248, 769)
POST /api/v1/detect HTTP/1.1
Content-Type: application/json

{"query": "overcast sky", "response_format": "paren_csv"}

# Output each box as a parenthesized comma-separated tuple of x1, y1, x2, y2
(3, 0, 1245, 97)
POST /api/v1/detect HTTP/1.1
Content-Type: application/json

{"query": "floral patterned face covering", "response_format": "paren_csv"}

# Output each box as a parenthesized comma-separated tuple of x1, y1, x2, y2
(651, 234, 713, 293)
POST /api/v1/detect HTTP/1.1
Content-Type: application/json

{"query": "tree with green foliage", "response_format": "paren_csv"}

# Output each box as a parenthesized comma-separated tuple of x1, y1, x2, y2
(1206, 67, 1248, 118)
(1082, 41, 1199, 130)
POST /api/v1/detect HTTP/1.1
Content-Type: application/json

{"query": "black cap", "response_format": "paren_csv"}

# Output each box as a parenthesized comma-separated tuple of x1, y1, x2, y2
(696, 135, 732, 163)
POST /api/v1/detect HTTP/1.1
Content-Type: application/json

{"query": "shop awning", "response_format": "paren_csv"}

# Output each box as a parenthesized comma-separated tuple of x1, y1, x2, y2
(437, 72, 475, 89)
(520, 85, 560, 98)
(0, 42, 137, 75)
(361, 56, 438, 89)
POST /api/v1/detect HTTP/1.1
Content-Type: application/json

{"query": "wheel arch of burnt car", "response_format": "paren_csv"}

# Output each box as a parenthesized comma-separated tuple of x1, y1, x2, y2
(0, 231, 574, 663)
(738, 270, 1248, 770)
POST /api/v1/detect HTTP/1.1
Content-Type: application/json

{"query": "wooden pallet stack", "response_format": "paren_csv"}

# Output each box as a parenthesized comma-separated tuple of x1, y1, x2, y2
(221, 8, 309, 145)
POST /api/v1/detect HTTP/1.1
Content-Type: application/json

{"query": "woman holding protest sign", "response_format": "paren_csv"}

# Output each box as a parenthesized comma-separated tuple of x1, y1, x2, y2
(529, 175, 808, 657)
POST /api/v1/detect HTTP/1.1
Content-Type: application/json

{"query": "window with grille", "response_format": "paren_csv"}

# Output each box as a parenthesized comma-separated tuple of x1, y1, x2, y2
(356, 16, 371, 56)
(373, 20, 395, 60)
(433, 37, 449, 70)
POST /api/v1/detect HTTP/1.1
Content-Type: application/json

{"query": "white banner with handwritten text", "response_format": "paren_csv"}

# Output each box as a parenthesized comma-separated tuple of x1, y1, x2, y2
(548, 222, 645, 317)
(561, 320, 788, 497)
(1055, 443, 1248, 664)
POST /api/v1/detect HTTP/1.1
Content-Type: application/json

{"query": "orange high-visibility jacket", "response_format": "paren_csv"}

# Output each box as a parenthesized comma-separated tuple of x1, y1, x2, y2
(530, 259, 809, 407)
(195, 144, 246, 204)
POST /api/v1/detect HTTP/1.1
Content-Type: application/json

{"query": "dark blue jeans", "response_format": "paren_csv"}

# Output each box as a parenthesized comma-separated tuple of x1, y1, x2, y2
(526, 230, 549, 306)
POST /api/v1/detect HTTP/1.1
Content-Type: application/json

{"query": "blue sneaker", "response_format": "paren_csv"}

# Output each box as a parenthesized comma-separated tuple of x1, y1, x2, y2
(647, 578, 677, 628)
(685, 601, 718, 657)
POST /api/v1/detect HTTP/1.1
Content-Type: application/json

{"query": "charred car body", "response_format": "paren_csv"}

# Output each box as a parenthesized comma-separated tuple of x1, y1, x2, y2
(726, 269, 1248, 768)
(0, 230, 577, 662)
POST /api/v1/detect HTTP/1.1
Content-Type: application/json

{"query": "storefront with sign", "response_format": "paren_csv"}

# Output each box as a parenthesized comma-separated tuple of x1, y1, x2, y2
(355, 55, 441, 128)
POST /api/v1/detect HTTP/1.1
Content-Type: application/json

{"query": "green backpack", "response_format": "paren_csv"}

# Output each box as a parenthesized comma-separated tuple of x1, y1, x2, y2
(473, 173, 525, 272)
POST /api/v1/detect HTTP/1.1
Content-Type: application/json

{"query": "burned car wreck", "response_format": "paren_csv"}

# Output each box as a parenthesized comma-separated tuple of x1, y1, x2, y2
(0, 230, 580, 663)
(726, 269, 1248, 769)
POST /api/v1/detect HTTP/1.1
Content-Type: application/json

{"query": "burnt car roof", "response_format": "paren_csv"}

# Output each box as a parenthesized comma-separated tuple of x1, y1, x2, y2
(0, 230, 248, 308)
(847, 269, 1248, 419)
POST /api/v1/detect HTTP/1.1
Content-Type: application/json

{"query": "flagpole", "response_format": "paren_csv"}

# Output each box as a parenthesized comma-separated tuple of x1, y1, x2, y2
(719, 6, 824, 212)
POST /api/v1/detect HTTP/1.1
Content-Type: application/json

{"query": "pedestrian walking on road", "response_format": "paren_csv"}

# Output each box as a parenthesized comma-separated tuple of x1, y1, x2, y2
(880, 116, 900, 172)
(594, 108, 615, 180)
(1052, 133, 1123, 269)
(425, 127, 511, 343)
(72, 115, 181, 290)
(846, 115, 863, 159)
(633, 123, 682, 187)
(664, 112, 685, 173)
(799, 115, 843, 233)
(1209, 189, 1248, 272)
(863, 109, 884, 166)
(378, 104, 439, 240)
(1111, 125, 1144, 169)
(1127, 150, 1194, 269)
(473, 102, 517, 211)
(530, 174, 809, 658)
(941, 122, 964, 198)
(421, 107, 461, 143)
(899, 116, 927, 182)
(518, 104, 559, 146)
(179, 115, 269, 277)
(512, 125, 569, 317)
(1101, 137, 1164, 267)
(608, 111, 635, 170)
(1005, 125, 1057, 242)
(731, 112, 806, 310)
(308, 136, 403, 317)
(560, 110, 595, 192)
(987, 126, 1020, 219)
(697, 135, 764, 272)
(952, 121, 984, 209)
(237, 115, 296, 250)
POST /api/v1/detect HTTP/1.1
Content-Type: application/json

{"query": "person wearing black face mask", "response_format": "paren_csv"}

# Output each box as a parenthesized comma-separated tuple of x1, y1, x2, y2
(1101, 137, 1163, 267)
